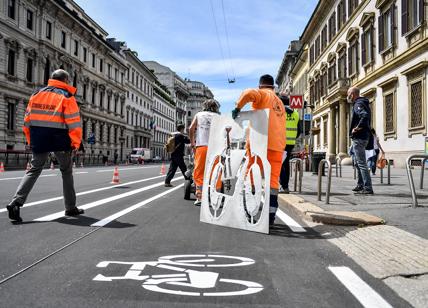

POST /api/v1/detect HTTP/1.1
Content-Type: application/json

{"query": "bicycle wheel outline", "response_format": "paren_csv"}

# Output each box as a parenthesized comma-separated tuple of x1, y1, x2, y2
(157, 254, 255, 268)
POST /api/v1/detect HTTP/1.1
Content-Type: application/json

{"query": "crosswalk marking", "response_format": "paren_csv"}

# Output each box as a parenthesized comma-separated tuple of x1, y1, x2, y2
(329, 266, 392, 308)
(92, 184, 184, 227)
(33, 177, 183, 222)
(276, 208, 306, 232)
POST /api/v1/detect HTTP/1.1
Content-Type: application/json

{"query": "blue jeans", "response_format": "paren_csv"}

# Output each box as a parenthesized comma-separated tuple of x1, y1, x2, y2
(352, 139, 373, 191)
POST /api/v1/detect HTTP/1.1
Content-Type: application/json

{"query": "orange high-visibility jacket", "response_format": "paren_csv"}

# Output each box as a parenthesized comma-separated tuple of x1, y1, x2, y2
(236, 88, 286, 152)
(23, 79, 82, 153)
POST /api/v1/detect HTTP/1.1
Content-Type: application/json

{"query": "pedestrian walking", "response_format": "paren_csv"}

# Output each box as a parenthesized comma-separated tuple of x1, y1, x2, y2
(279, 95, 301, 194)
(189, 99, 220, 206)
(348, 87, 374, 195)
(6, 69, 84, 222)
(232, 74, 286, 225)
(368, 128, 385, 175)
(164, 123, 190, 187)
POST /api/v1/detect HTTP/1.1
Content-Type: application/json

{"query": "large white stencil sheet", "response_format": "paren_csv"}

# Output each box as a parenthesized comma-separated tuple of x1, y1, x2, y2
(200, 110, 271, 234)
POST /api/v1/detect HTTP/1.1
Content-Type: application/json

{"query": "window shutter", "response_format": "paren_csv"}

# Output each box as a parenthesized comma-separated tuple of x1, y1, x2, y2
(361, 32, 366, 66)
(378, 14, 384, 52)
(402, 0, 408, 35)
(342, 0, 347, 24)
(419, 0, 424, 25)
(348, 46, 352, 75)
(356, 41, 359, 74)
(391, 5, 396, 46)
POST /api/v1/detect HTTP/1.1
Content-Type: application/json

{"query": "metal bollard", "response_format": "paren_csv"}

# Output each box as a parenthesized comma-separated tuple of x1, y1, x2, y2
(380, 159, 391, 185)
(317, 159, 332, 204)
(335, 157, 342, 177)
(290, 158, 303, 193)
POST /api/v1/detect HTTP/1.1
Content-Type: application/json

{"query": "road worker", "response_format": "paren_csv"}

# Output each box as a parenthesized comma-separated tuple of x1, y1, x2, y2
(6, 69, 83, 222)
(189, 99, 220, 206)
(232, 74, 286, 225)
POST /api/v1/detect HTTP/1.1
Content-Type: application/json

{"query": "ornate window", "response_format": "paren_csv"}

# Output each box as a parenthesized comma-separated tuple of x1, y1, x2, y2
(347, 28, 360, 77)
(360, 13, 375, 67)
(323, 117, 328, 146)
(328, 53, 337, 86)
(337, 45, 347, 79)
(402, 0, 424, 35)
(309, 44, 315, 66)
(7, 101, 16, 131)
(73, 40, 78, 56)
(61, 31, 66, 49)
(379, 77, 398, 139)
(328, 12, 337, 41)
(7, 49, 16, 76)
(337, 0, 347, 31)
(8, 0, 16, 20)
(377, 1, 396, 53)
(26, 9, 33, 30)
(348, 0, 359, 17)
(321, 25, 328, 51)
(46, 21, 52, 39)
(315, 35, 321, 59)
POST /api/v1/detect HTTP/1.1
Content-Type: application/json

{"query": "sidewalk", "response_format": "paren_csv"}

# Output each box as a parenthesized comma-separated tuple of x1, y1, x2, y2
(279, 165, 428, 239)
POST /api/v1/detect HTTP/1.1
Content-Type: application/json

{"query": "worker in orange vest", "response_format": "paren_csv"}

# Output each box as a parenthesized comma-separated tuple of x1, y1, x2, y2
(6, 69, 83, 222)
(232, 74, 286, 225)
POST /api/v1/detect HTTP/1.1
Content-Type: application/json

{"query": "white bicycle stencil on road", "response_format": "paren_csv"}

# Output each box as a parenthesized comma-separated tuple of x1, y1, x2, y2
(93, 254, 264, 296)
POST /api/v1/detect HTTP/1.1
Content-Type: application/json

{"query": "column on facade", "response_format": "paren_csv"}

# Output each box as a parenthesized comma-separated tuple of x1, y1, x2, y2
(338, 100, 348, 157)
(328, 105, 337, 159)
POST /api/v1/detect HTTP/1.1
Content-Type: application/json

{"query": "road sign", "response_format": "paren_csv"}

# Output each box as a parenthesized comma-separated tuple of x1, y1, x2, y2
(290, 95, 303, 109)
(304, 114, 312, 121)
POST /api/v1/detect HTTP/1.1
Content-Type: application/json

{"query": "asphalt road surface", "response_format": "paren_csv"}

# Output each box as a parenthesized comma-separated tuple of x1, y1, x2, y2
(0, 164, 410, 307)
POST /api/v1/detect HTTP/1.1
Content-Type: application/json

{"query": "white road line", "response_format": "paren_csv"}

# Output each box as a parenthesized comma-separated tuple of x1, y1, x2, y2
(329, 266, 393, 308)
(0, 175, 166, 213)
(92, 184, 184, 227)
(276, 208, 306, 233)
(74, 171, 89, 174)
(0, 174, 57, 181)
(33, 177, 183, 221)
(96, 166, 159, 173)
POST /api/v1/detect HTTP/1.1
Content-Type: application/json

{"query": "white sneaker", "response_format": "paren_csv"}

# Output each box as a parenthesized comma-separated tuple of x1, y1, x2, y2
(194, 200, 201, 206)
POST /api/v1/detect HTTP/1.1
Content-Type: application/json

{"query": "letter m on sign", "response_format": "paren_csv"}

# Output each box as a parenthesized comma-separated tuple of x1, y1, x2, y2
(289, 95, 303, 109)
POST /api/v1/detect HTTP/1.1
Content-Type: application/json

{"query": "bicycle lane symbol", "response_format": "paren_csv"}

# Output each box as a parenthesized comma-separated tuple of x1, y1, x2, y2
(93, 254, 264, 296)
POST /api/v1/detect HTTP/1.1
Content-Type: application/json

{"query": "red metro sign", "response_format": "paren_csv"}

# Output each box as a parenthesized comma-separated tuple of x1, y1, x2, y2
(289, 95, 303, 109)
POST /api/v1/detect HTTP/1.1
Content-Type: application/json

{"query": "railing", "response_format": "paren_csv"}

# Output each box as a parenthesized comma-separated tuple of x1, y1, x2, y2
(335, 157, 342, 177)
(290, 158, 303, 193)
(317, 159, 332, 204)
(406, 154, 428, 208)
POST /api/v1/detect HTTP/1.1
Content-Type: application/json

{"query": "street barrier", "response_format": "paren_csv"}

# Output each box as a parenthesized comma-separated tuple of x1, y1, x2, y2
(335, 157, 342, 178)
(290, 158, 303, 193)
(317, 159, 332, 204)
(380, 159, 392, 185)
(406, 154, 428, 208)
(353, 164, 356, 180)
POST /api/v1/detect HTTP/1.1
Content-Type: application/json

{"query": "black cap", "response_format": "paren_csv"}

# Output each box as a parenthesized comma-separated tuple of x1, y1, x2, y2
(259, 74, 274, 87)
(279, 95, 289, 106)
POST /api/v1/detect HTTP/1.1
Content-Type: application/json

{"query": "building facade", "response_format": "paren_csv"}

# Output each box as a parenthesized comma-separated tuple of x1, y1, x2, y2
(122, 48, 155, 157)
(152, 81, 175, 159)
(185, 79, 215, 128)
(0, 0, 128, 162)
(276, 40, 303, 94)
(298, 0, 427, 167)
(144, 61, 189, 127)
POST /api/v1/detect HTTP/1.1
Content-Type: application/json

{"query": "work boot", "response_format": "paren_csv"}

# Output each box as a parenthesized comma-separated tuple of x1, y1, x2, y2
(65, 207, 84, 216)
(6, 203, 22, 223)
(352, 185, 363, 192)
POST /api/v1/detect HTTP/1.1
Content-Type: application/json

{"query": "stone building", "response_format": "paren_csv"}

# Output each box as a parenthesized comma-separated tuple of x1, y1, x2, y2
(297, 0, 427, 166)
(0, 0, 128, 162)
(185, 79, 216, 128)
(122, 48, 155, 157)
(276, 40, 303, 94)
(143, 61, 189, 127)
(152, 81, 176, 159)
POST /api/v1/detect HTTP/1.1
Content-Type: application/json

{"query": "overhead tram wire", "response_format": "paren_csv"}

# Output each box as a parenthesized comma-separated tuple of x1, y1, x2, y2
(209, 0, 231, 84)
(221, 0, 236, 83)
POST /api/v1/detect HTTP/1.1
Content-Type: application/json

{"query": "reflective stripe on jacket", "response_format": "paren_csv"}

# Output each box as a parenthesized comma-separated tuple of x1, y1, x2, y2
(23, 79, 82, 153)
(236, 88, 286, 152)
(286, 110, 299, 145)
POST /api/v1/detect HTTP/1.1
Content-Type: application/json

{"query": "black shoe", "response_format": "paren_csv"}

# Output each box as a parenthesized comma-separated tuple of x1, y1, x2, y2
(352, 186, 363, 192)
(165, 183, 173, 187)
(6, 204, 22, 222)
(65, 207, 84, 216)
(355, 189, 374, 195)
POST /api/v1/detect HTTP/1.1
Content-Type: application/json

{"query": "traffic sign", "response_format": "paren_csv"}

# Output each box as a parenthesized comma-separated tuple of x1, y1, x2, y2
(304, 114, 312, 121)
(290, 95, 303, 109)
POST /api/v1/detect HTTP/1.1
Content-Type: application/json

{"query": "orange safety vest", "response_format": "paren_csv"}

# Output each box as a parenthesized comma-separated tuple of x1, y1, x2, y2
(236, 88, 286, 152)
(23, 79, 82, 151)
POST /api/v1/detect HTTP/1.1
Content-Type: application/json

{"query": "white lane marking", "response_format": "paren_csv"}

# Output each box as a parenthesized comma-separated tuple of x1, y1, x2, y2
(92, 184, 183, 227)
(0, 174, 57, 181)
(74, 171, 89, 174)
(329, 266, 393, 308)
(0, 175, 166, 213)
(276, 208, 306, 232)
(33, 177, 183, 221)
(96, 166, 159, 173)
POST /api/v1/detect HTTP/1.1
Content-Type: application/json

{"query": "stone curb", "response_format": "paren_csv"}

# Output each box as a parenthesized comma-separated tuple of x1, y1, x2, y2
(278, 194, 385, 226)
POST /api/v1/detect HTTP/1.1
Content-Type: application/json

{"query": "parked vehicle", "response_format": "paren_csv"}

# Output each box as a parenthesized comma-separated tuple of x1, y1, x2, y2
(129, 148, 151, 164)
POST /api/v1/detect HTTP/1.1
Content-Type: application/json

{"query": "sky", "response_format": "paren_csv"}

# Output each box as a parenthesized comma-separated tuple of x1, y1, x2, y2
(74, 0, 318, 113)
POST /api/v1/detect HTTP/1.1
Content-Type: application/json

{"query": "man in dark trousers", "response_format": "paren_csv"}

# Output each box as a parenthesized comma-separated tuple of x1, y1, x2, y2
(165, 123, 190, 187)
(348, 86, 373, 195)
(279, 95, 301, 193)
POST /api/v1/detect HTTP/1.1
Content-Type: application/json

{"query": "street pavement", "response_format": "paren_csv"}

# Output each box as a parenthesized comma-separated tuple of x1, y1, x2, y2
(0, 164, 412, 307)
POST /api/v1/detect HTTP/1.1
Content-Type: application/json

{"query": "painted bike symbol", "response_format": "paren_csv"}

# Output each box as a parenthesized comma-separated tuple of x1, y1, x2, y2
(93, 254, 264, 296)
